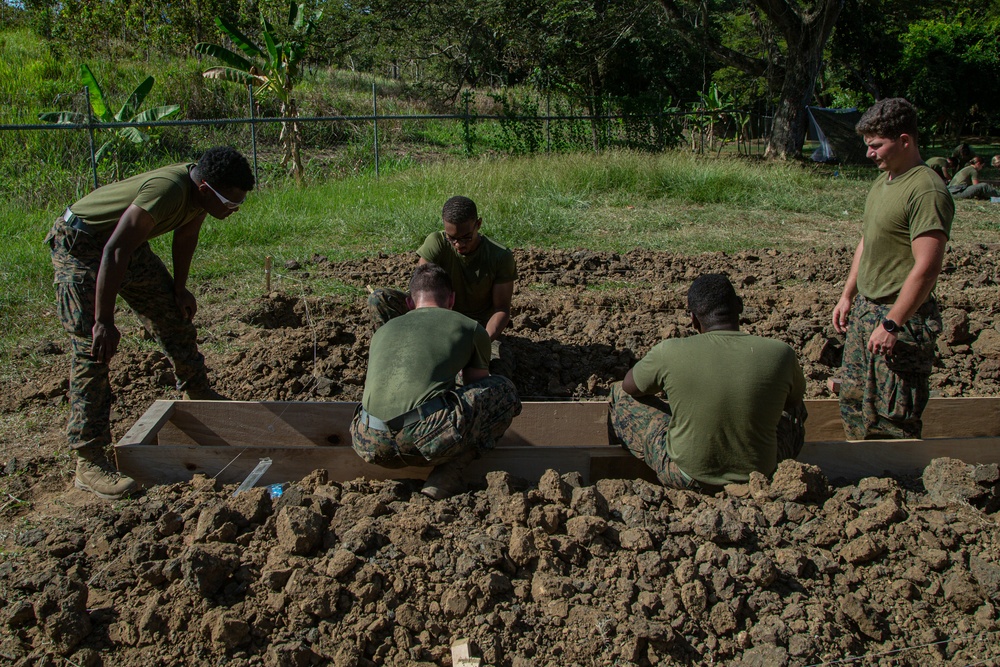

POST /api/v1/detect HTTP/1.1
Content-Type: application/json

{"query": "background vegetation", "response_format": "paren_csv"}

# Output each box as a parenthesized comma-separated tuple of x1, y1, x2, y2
(3, 0, 1000, 378)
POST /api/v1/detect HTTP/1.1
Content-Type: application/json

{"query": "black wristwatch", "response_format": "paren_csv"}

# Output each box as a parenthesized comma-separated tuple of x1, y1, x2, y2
(882, 319, 899, 333)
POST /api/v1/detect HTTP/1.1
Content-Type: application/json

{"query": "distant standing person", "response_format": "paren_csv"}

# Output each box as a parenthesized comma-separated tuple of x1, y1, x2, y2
(353, 263, 522, 499)
(368, 196, 517, 375)
(832, 98, 953, 440)
(608, 274, 807, 492)
(47, 146, 255, 499)
(948, 155, 1000, 200)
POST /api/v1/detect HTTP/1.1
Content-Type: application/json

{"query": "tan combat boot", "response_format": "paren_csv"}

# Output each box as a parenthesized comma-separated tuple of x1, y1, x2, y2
(420, 449, 477, 500)
(75, 452, 137, 500)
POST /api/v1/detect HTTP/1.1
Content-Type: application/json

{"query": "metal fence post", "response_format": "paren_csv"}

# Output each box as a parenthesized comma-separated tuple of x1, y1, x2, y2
(84, 86, 98, 189)
(372, 80, 380, 178)
(248, 83, 259, 186)
(463, 91, 472, 157)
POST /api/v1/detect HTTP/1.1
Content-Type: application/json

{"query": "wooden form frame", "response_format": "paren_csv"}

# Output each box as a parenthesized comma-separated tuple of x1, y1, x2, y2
(115, 398, 1000, 488)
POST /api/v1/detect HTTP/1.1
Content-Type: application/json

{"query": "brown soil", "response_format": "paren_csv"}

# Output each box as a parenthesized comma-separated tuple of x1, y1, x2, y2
(2, 244, 1000, 666)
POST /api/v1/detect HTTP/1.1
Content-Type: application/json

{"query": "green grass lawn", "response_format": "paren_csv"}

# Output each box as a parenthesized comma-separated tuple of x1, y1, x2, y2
(4, 149, 1000, 381)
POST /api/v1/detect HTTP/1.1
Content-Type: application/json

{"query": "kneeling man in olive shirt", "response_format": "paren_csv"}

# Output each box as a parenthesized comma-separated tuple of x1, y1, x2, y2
(609, 274, 807, 493)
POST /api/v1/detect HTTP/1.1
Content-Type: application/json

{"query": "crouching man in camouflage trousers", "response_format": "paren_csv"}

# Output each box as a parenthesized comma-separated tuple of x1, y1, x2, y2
(609, 274, 807, 493)
(352, 263, 522, 499)
(47, 146, 255, 499)
(833, 98, 953, 440)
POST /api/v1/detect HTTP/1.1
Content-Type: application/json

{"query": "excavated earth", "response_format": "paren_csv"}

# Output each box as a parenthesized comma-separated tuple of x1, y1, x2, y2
(2, 244, 1000, 666)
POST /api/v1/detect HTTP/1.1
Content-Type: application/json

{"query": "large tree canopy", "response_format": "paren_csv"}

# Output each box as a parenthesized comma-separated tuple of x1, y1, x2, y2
(657, 0, 844, 160)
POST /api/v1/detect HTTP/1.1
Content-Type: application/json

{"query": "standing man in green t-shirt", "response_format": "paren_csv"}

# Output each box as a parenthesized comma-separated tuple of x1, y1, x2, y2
(352, 263, 522, 499)
(367, 196, 517, 374)
(833, 98, 953, 440)
(46, 146, 255, 499)
(608, 274, 807, 492)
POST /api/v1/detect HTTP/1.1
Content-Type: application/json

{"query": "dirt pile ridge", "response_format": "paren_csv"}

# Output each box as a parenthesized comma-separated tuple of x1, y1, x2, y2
(2, 460, 999, 666)
(2, 244, 1000, 665)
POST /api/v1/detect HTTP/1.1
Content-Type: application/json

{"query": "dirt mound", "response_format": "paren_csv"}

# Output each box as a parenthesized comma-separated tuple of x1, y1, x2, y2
(2, 460, 999, 665)
(2, 245, 1000, 665)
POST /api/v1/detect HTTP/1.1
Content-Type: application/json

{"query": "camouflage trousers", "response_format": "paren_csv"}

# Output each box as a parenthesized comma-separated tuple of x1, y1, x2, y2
(839, 294, 941, 440)
(350, 375, 522, 468)
(367, 287, 515, 377)
(47, 215, 210, 452)
(608, 382, 807, 491)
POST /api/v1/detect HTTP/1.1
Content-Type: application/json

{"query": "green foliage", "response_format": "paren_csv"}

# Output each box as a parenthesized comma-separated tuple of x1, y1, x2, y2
(196, 1, 322, 181)
(899, 17, 1000, 137)
(37, 63, 180, 181)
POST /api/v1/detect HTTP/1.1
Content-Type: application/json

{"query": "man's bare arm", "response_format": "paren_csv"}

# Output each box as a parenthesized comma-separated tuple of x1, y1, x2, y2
(485, 280, 513, 340)
(622, 369, 648, 397)
(833, 238, 864, 334)
(172, 214, 206, 320)
(868, 231, 947, 354)
(93, 205, 156, 362)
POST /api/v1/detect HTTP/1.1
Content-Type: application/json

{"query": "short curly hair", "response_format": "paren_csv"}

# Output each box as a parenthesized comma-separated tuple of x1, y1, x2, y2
(442, 196, 478, 225)
(196, 146, 255, 192)
(687, 273, 742, 325)
(855, 98, 919, 140)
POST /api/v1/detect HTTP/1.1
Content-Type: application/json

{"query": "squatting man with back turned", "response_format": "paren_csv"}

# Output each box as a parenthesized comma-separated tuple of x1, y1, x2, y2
(351, 263, 522, 499)
(608, 273, 808, 493)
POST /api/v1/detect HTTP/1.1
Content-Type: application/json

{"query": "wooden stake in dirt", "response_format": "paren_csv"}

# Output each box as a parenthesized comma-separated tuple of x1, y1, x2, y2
(450, 638, 481, 666)
(264, 255, 273, 293)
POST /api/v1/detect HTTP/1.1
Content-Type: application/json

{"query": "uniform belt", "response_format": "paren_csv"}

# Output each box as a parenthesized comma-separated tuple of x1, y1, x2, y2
(359, 395, 449, 432)
(63, 208, 94, 233)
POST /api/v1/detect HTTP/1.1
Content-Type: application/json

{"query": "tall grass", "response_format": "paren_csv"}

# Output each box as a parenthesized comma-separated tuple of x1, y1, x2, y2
(6, 149, 1000, 382)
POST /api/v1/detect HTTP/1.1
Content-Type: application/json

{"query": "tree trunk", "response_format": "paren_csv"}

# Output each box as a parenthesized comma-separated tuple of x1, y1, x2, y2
(758, 0, 844, 160)
(279, 97, 304, 184)
(764, 38, 825, 159)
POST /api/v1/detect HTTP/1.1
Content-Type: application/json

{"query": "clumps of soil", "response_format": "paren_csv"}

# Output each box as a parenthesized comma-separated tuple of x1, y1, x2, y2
(2, 460, 999, 665)
(6, 244, 1000, 421)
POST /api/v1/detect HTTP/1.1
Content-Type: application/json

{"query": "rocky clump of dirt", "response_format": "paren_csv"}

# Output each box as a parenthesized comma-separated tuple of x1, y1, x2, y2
(2, 459, 999, 666)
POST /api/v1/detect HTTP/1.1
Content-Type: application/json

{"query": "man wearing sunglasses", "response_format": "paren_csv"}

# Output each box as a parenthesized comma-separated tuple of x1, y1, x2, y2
(368, 195, 517, 375)
(46, 146, 255, 500)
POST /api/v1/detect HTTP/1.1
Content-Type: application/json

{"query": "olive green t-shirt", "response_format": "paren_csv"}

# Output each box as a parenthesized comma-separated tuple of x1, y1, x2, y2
(361, 307, 491, 420)
(949, 165, 977, 188)
(70, 163, 205, 238)
(417, 232, 517, 325)
(925, 157, 948, 180)
(630, 330, 806, 487)
(857, 165, 953, 302)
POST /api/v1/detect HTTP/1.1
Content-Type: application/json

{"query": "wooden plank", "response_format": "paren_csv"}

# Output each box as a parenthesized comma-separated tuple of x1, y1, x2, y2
(804, 397, 1000, 441)
(150, 400, 611, 448)
(116, 444, 601, 487)
(156, 401, 357, 447)
(116, 437, 1000, 489)
(799, 437, 1000, 481)
(133, 398, 1000, 452)
(502, 401, 608, 446)
(117, 400, 175, 446)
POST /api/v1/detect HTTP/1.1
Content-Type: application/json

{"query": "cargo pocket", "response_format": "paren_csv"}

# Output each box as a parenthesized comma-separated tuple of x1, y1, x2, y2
(54, 265, 96, 338)
(407, 409, 463, 462)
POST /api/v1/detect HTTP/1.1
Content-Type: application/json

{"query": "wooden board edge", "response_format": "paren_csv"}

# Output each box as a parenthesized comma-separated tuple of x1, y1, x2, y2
(117, 400, 176, 447)
(116, 437, 1000, 489)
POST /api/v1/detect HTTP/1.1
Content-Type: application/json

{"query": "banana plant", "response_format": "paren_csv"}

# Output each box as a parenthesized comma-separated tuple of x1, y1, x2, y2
(39, 64, 180, 181)
(195, 2, 321, 182)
